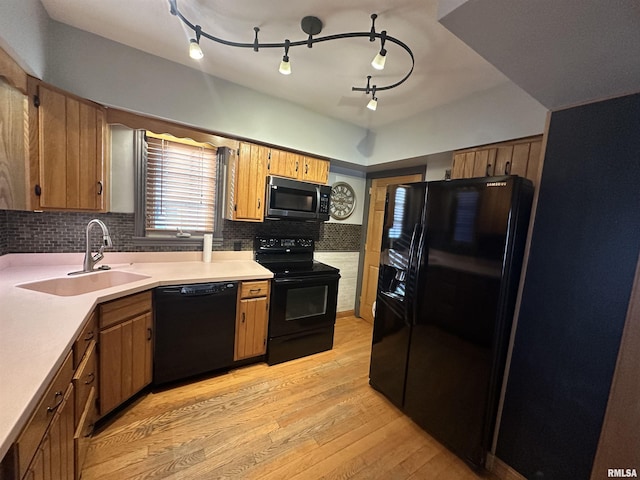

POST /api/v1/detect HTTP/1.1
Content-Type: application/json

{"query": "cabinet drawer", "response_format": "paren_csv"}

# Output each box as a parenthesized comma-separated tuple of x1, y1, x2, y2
(99, 290, 152, 329)
(240, 281, 270, 299)
(74, 387, 97, 478)
(16, 352, 73, 478)
(73, 309, 97, 369)
(73, 340, 97, 429)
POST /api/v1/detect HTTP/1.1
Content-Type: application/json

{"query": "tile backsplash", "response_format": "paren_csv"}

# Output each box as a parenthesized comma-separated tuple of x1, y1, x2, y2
(0, 210, 361, 254)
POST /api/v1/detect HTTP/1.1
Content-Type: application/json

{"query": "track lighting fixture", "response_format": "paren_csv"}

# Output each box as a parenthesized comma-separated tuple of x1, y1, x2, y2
(279, 39, 291, 75)
(189, 25, 203, 60)
(168, 0, 415, 110)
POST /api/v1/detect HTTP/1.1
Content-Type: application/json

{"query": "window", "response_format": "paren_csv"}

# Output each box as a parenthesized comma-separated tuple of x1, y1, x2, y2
(134, 131, 223, 243)
(388, 186, 407, 239)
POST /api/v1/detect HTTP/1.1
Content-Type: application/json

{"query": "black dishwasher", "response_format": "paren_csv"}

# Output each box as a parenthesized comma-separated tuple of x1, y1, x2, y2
(153, 282, 238, 386)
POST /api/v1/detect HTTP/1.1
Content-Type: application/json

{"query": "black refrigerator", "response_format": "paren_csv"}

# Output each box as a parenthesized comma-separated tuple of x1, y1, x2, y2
(369, 176, 533, 468)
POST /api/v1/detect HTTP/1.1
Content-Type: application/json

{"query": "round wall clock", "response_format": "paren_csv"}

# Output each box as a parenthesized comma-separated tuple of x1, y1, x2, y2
(330, 182, 356, 220)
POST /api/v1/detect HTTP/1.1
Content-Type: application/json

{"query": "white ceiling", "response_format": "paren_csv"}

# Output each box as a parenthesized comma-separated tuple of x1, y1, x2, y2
(39, 0, 510, 129)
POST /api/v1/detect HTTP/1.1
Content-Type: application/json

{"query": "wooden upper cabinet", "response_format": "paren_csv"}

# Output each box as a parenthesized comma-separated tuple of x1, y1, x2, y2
(234, 142, 267, 222)
(28, 78, 106, 211)
(301, 156, 329, 184)
(451, 135, 543, 186)
(452, 152, 476, 179)
(266, 149, 329, 185)
(267, 149, 299, 179)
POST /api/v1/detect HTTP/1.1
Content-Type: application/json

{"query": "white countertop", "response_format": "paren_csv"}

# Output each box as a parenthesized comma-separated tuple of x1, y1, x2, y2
(0, 251, 273, 460)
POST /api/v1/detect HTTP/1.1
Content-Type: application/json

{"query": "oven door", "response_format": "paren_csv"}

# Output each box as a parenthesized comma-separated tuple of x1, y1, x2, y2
(269, 273, 339, 338)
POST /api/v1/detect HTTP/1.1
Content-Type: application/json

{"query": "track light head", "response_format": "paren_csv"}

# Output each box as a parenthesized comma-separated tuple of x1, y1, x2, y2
(371, 49, 387, 70)
(367, 86, 378, 111)
(279, 39, 292, 75)
(189, 39, 203, 59)
(372, 30, 387, 70)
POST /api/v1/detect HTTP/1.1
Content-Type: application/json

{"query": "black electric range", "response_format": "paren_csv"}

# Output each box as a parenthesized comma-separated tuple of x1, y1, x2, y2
(254, 237, 340, 365)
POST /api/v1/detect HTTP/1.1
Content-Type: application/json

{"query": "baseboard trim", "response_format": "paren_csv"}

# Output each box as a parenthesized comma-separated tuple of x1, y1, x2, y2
(336, 310, 355, 318)
(487, 454, 527, 480)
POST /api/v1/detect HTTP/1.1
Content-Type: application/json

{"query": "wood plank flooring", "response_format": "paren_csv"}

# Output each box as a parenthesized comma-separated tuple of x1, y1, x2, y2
(82, 317, 497, 479)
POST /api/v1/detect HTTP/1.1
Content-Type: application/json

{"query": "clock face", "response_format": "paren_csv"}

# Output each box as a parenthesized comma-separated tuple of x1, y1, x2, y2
(330, 182, 356, 220)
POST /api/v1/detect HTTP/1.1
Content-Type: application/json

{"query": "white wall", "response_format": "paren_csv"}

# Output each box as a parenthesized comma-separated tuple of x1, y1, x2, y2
(326, 167, 367, 226)
(0, 0, 49, 78)
(314, 252, 360, 313)
(109, 126, 135, 213)
(369, 82, 548, 165)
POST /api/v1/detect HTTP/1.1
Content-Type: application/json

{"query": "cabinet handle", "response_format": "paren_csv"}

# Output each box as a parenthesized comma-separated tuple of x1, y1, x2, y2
(257, 198, 261, 209)
(85, 372, 95, 385)
(486, 164, 492, 177)
(305, 163, 309, 174)
(249, 288, 261, 294)
(242, 312, 246, 323)
(505, 161, 511, 175)
(97, 181, 103, 195)
(295, 160, 299, 172)
(84, 331, 94, 342)
(147, 328, 152, 341)
(47, 391, 64, 413)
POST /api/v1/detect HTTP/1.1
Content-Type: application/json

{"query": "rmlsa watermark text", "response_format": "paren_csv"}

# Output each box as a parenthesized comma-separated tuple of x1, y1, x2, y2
(608, 469, 638, 478)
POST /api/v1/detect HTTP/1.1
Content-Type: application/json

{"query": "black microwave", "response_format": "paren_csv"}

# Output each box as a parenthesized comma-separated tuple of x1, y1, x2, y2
(264, 176, 331, 221)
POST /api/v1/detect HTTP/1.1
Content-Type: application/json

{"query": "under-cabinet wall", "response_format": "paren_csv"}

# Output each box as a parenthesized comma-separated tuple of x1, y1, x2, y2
(314, 251, 360, 313)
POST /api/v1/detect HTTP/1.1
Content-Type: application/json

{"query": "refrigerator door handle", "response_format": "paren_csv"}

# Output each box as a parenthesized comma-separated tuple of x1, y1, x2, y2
(404, 223, 422, 326)
(413, 224, 427, 325)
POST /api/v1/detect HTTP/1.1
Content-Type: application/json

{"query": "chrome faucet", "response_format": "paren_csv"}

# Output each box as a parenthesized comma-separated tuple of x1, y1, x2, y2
(82, 219, 113, 273)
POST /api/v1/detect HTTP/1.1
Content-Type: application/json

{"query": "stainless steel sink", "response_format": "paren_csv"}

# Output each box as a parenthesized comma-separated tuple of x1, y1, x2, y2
(17, 271, 151, 296)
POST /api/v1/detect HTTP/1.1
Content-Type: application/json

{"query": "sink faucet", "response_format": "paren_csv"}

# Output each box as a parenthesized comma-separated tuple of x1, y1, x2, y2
(82, 219, 113, 272)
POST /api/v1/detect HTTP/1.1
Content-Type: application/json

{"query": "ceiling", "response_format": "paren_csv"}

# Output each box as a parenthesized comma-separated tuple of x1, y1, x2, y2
(38, 0, 511, 129)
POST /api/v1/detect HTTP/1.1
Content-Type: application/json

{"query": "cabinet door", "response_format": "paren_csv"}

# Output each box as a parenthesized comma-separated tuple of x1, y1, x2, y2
(525, 140, 543, 183)
(235, 297, 268, 360)
(267, 149, 298, 179)
(471, 149, 497, 177)
(99, 322, 123, 416)
(38, 85, 67, 208)
(510, 142, 531, 177)
(451, 152, 475, 179)
(131, 312, 153, 393)
(235, 142, 266, 221)
(25, 385, 74, 480)
(494, 145, 514, 176)
(99, 313, 152, 416)
(301, 156, 329, 184)
(35, 83, 105, 211)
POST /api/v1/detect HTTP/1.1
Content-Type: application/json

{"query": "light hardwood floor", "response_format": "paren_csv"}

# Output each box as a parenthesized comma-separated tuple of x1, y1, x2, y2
(82, 317, 497, 479)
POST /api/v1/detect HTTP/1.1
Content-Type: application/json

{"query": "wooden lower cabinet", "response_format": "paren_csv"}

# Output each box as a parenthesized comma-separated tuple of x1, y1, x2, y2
(23, 384, 75, 480)
(235, 281, 270, 361)
(98, 309, 152, 416)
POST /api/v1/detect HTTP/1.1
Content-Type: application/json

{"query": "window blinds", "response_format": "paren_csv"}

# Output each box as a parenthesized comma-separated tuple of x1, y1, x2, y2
(145, 133, 218, 233)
